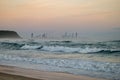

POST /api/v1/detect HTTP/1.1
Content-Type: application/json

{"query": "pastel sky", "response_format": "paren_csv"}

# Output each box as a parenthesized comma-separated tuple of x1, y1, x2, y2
(0, 0, 120, 40)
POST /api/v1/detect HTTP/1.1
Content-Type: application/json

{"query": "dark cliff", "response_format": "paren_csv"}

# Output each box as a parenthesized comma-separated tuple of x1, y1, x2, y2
(0, 30, 21, 38)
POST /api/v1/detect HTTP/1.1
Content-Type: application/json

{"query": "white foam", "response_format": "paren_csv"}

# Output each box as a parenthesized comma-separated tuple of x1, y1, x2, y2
(0, 54, 120, 74)
(41, 46, 102, 53)
(21, 44, 42, 50)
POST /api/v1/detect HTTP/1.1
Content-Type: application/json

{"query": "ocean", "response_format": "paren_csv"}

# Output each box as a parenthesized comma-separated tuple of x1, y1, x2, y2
(0, 39, 120, 80)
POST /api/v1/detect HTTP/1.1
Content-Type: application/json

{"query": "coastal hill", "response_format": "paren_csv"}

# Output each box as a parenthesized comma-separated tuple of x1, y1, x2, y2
(0, 30, 21, 38)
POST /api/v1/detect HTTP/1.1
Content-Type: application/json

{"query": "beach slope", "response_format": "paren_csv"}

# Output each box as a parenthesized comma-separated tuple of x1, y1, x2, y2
(0, 65, 107, 80)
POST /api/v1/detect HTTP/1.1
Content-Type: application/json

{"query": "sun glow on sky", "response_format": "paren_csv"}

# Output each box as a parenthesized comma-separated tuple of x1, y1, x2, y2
(0, 0, 120, 39)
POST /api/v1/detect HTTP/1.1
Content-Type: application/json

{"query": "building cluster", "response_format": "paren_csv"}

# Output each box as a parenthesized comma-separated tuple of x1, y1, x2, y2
(31, 32, 79, 39)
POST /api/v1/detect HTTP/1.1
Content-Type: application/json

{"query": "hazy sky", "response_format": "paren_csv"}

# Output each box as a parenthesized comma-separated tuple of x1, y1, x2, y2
(0, 0, 120, 40)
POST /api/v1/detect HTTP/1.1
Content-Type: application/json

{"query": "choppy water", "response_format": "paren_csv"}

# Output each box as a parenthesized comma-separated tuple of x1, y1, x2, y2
(0, 39, 120, 80)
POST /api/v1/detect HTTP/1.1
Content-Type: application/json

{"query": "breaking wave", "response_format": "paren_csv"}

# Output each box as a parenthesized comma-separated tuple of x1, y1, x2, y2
(0, 40, 120, 53)
(0, 40, 120, 79)
(0, 54, 120, 74)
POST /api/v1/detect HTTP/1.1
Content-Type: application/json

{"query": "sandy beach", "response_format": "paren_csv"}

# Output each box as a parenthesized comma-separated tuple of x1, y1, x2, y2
(0, 65, 108, 80)
(0, 72, 41, 80)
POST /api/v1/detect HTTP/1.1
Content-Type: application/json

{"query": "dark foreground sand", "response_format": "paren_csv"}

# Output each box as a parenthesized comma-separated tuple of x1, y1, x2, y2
(0, 65, 107, 80)
(0, 73, 41, 80)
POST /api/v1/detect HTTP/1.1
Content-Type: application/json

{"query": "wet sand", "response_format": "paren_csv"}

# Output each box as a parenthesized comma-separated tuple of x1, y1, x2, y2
(0, 72, 41, 80)
(0, 65, 107, 80)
